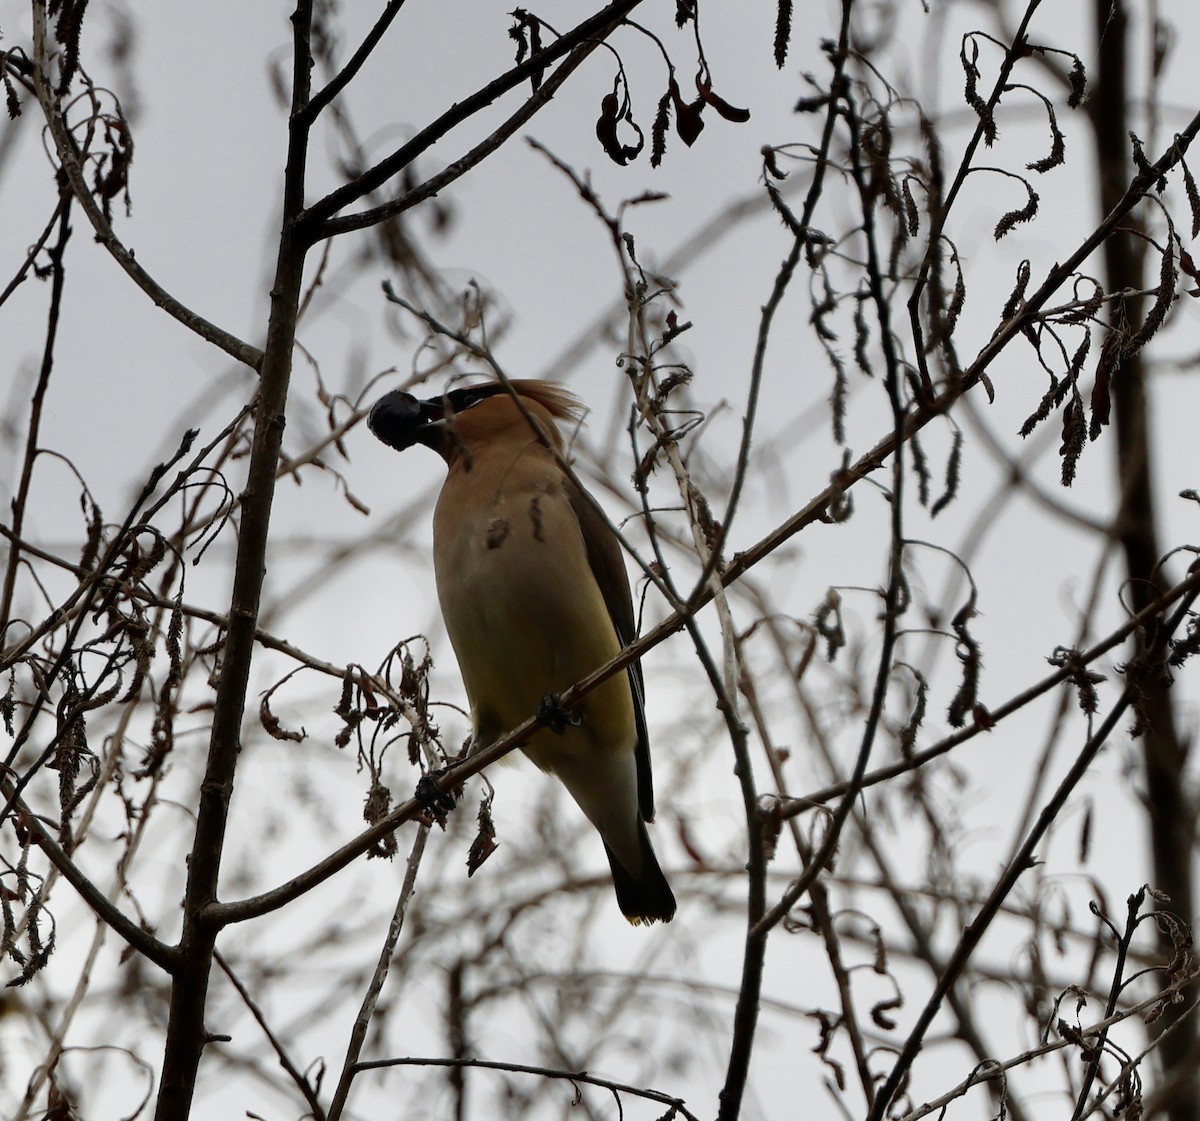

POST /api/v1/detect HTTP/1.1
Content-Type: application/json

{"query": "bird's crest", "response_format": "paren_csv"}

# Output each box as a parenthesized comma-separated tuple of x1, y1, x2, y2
(505, 380, 585, 427)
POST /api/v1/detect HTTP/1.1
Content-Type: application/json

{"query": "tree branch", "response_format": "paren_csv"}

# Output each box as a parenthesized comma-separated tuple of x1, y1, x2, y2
(29, 6, 262, 370)
(302, 0, 648, 235)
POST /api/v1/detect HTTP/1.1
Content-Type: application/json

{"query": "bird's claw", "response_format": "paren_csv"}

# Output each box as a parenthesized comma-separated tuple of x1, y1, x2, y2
(537, 692, 581, 735)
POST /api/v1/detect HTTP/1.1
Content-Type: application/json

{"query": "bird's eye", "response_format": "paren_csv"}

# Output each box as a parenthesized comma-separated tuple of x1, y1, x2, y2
(450, 388, 492, 413)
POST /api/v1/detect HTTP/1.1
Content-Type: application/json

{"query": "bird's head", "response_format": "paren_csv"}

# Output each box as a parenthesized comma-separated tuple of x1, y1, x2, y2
(367, 388, 447, 453)
(368, 380, 583, 461)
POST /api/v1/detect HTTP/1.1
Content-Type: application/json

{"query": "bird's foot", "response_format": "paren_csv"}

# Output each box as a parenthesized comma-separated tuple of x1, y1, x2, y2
(537, 692, 581, 736)
(415, 767, 460, 828)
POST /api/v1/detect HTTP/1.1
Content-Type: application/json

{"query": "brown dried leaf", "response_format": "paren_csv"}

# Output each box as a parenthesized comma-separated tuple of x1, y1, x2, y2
(259, 682, 306, 743)
(961, 35, 997, 145)
(1027, 100, 1065, 173)
(595, 85, 644, 166)
(994, 180, 1039, 239)
(467, 798, 499, 876)
(1067, 56, 1087, 108)
(697, 75, 750, 123)
(1060, 392, 1085, 486)
(1182, 155, 1200, 240)
(775, 0, 793, 69)
(651, 90, 671, 168)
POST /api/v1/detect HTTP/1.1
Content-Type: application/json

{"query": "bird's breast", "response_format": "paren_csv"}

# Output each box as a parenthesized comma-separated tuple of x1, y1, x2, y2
(432, 461, 633, 756)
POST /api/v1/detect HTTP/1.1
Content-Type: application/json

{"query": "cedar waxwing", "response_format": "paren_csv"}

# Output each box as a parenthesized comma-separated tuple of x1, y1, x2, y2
(369, 379, 676, 924)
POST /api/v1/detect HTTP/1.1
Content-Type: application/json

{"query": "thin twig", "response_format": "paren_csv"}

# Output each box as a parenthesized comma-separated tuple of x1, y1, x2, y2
(870, 569, 1198, 1121)
(216, 949, 327, 1121)
(28, 6, 262, 370)
(0, 777, 176, 970)
(305, 0, 648, 234)
(906, 0, 1046, 390)
(302, 0, 409, 122)
(351, 1055, 699, 1121)
(1, 192, 71, 633)
(898, 970, 1200, 1121)
(328, 823, 429, 1121)
(0, 196, 65, 310)
(790, 565, 1200, 810)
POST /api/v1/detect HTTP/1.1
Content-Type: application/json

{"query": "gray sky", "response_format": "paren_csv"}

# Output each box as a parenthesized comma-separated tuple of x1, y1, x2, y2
(4, 2, 1200, 1118)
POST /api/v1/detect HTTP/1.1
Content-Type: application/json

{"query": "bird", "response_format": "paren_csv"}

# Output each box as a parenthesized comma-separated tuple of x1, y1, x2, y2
(368, 378, 676, 924)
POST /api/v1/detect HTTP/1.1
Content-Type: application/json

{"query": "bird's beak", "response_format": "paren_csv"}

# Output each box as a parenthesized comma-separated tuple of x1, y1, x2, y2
(368, 390, 446, 452)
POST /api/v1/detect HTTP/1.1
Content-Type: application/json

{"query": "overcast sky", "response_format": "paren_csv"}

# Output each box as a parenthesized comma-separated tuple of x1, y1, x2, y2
(4, 2, 1200, 1118)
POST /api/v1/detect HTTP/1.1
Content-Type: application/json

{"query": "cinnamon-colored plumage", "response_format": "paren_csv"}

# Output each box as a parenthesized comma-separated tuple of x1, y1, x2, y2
(369, 380, 675, 924)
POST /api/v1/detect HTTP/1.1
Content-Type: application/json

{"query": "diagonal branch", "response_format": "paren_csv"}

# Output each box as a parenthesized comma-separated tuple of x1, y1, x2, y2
(302, 0, 410, 123)
(215, 949, 327, 1120)
(792, 566, 1200, 809)
(351, 1055, 699, 1120)
(302, 0, 648, 235)
(868, 576, 1200, 1121)
(29, 3, 262, 370)
(327, 824, 430, 1121)
(2, 779, 177, 971)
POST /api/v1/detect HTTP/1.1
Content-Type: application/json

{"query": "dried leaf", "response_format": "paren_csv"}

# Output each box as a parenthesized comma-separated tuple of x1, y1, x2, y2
(909, 429, 931, 507)
(1020, 367, 1063, 439)
(1062, 279, 1104, 325)
(1067, 56, 1087, 108)
(1, 671, 14, 737)
(930, 425, 963, 517)
(1078, 799, 1093, 864)
(1060, 392, 1085, 486)
(1027, 100, 1065, 173)
(697, 75, 750, 123)
(651, 90, 671, 168)
(961, 35, 997, 145)
(364, 781, 398, 859)
(939, 241, 965, 341)
(814, 589, 845, 662)
(53, 0, 88, 94)
(829, 349, 848, 446)
(596, 92, 624, 165)
(901, 176, 920, 236)
(1129, 131, 1166, 191)
(1002, 259, 1032, 320)
(671, 78, 705, 147)
(78, 497, 103, 572)
(872, 994, 903, 1030)
(762, 145, 786, 179)
(508, 10, 546, 92)
(1124, 230, 1177, 356)
(595, 84, 644, 166)
(259, 682, 306, 743)
(1089, 360, 1111, 442)
(3, 67, 21, 119)
(994, 180, 1039, 239)
(757, 796, 783, 862)
(1181, 155, 1200, 240)
(853, 297, 871, 376)
(775, 0, 793, 69)
(898, 666, 928, 758)
(947, 598, 982, 729)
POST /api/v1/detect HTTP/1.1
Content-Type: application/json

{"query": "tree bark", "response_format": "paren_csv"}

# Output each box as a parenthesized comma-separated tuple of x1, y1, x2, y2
(1090, 3, 1197, 1117)
(153, 4, 314, 1116)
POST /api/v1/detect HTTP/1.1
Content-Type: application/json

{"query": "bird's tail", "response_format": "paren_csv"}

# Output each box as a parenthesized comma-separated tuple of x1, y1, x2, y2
(603, 820, 676, 925)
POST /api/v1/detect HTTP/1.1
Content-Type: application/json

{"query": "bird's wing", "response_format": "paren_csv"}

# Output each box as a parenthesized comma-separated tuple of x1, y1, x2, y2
(563, 476, 655, 823)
